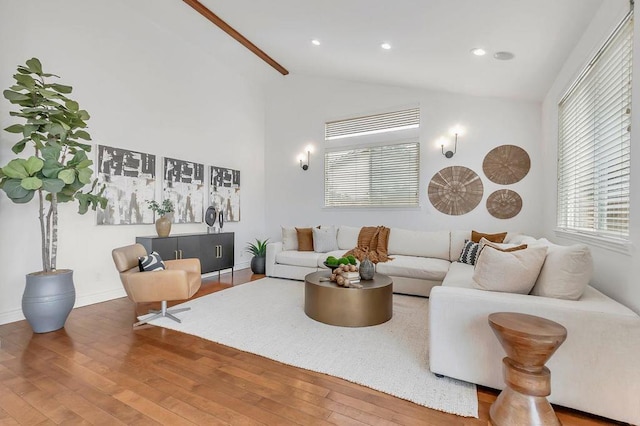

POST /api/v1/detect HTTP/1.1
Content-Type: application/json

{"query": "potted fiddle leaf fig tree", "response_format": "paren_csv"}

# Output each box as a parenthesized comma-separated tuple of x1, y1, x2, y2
(0, 58, 107, 333)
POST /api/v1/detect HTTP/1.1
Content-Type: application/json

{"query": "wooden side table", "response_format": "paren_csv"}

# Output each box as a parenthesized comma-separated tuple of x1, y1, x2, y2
(488, 312, 567, 426)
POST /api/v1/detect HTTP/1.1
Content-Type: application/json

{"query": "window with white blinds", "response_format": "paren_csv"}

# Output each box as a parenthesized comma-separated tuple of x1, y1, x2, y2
(557, 12, 633, 240)
(324, 142, 420, 207)
(325, 108, 419, 140)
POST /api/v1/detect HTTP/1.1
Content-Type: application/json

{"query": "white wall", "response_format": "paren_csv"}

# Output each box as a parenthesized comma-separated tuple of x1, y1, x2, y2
(541, 0, 639, 314)
(0, 0, 271, 324)
(264, 74, 543, 240)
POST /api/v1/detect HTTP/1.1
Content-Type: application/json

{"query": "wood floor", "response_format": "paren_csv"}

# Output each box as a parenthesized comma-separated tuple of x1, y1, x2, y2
(0, 269, 623, 425)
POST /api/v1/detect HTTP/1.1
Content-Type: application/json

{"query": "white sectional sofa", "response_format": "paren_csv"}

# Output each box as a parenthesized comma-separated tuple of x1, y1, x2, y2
(266, 225, 640, 425)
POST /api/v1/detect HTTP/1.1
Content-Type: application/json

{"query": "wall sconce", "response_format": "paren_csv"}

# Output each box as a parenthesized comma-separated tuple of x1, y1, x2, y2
(441, 125, 464, 158)
(298, 145, 313, 170)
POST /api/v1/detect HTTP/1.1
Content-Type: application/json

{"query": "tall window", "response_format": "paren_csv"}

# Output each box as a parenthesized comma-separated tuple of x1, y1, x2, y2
(324, 108, 420, 207)
(557, 12, 633, 240)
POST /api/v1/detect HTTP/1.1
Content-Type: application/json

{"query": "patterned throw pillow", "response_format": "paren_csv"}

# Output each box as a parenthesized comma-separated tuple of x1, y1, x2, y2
(458, 240, 481, 265)
(138, 251, 166, 272)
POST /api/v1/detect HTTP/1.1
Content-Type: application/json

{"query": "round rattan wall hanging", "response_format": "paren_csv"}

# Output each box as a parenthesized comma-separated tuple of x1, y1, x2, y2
(486, 189, 522, 219)
(482, 145, 531, 184)
(428, 166, 484, 215)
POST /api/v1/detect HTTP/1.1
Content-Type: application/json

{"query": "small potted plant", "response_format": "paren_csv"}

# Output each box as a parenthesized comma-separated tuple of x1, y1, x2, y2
(245, 238, 269, 274)
(146, 199, 174, 237)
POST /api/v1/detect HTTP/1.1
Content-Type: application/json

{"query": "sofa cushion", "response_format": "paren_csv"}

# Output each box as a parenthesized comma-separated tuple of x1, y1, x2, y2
(442, 261, 475, 288)
(313, 226, 339, 253)
(375, 255, 450, 281)
(471, 230, 507, 243)
(282, 226, 298, 251)
(531, 239, 593, 300)
(458, 240, 481, 265)
(275, 250, 321, 268)
(296, 227, 314, 251)
(337, 225, 361, 250)
(450, 230, 470, 261)
(472, 245, 547, 294)
(388, 228, 450, 260)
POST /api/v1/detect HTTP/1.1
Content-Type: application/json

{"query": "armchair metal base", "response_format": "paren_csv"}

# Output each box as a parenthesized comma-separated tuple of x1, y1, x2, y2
(134, 300, 191, 327)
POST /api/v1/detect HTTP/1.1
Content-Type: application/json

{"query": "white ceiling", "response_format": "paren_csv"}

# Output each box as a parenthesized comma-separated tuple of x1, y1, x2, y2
(197, 0, 608, 102)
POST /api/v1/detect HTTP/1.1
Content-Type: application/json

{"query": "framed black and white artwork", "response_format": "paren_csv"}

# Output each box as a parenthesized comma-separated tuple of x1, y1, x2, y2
(163, 157, 205, 223)
(96, 145, 156, 225)
(209, 166, 240, 222)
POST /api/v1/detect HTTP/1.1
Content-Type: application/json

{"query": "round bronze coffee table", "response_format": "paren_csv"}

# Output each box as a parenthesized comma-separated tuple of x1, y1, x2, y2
(304, 271, 393, 327)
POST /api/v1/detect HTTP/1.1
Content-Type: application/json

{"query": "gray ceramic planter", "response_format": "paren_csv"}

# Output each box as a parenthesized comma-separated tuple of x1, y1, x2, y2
(251, 256, 266, 274)
(22, 269, 75, 333)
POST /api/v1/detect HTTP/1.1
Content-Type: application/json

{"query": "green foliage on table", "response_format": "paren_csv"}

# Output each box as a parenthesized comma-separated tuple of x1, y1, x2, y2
(146, 199, 174, 216)
(0, 58, 107, 272)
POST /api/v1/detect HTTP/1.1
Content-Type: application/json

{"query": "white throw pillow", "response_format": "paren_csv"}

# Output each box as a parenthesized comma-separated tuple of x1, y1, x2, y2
(531, 241, 592, 300)
(281, 226, 298, 251)
(312, 226, 339, 253)
(473, 245, 547, 294)
(337, 226, 361, 250)
(388, 228, 450, 260)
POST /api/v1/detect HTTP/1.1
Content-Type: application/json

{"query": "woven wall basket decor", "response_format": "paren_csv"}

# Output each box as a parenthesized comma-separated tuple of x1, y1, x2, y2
(486, 189, 522, 219)
(482, 145, 531, 185)
(428, 166, 484, 215)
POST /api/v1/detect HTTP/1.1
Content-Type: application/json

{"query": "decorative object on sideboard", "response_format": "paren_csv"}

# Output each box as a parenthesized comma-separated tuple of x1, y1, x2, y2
(440, 125, 464, 158)
(163, 157, 205, 223)
(0, 58, 107, 333)
(147, 199, 174, 237)
(245, 238, 269, 274)
(96, 145, 156, 225)
(428, 166, 484, 215)
(483, 144, 531, 184)
(487, 189, 523, 219)
(298, 144, 313, 170)
(205, 205, 218, 233)
(218, 211, 224, 230)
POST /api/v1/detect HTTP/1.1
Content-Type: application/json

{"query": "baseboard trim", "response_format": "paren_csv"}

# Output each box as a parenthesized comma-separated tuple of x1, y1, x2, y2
(0, 308, 25, 326)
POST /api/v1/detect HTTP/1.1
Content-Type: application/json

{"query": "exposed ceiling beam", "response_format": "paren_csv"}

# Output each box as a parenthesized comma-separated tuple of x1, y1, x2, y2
(182, 0, 289, 76)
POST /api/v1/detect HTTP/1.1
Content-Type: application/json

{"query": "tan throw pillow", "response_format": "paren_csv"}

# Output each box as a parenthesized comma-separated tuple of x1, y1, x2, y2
(472, 245, 547, 294)
(531, 241, 592, 300)
(295, 227, 314, 251)
(471, 230, 508, 243)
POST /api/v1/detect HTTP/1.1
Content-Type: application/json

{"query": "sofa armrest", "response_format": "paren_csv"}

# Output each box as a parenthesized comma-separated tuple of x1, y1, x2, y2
(429, 285, 640, 424)
(266, 241, 283, 277)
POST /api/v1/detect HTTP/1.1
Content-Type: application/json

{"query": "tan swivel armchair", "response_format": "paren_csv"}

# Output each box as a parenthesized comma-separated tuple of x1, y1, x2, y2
(112, 243, 202, 327)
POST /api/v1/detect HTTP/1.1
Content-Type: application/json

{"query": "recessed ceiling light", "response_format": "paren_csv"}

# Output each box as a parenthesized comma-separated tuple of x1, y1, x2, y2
(311, 39, 321, 46)
(381, 42, 392, 50)
(494, 51, 515, 60)
(471, 48, 486, 56)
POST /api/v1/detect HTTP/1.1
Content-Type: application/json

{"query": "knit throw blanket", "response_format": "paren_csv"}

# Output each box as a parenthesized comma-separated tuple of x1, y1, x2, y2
(344, 226, 392, 264)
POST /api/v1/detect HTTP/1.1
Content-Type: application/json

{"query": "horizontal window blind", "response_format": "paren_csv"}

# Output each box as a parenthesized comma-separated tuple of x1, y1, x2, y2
(325, 108, 419, 140)
(324, 142, 419, 207)
(557, 12, 632, 238)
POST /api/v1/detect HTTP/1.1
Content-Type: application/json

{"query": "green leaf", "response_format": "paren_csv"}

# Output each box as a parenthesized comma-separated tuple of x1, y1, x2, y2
(3, 90, 30, 102)
(78, 167, 92, 184)
(13, 73, 36, 89)
(11, 139, 28, 154)
(24, 156, 44, 175)
(77, 159, 93, 168)
(58, 169, 76, 184)
(2, 159, 29, 178)
(41, 144, 61, 161)
(4, 124, 23, 133)
(78, 110, 90, 120)
(42, 159, 63, 178)
(41, 178, 65, 193)
(25, 58, 43, 74)
(65, 100, 79, 111)
(74, 130, 91, 140)
(51, 83, 72, 94)
(2, 179, 31, 200)
(21, 176, 42, 190)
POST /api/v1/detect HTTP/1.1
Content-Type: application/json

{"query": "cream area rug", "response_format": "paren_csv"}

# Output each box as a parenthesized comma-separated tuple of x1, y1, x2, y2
(146, 277, 478, 418)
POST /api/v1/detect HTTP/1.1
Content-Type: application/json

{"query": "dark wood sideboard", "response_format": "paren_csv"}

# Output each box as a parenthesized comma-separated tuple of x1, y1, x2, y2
(136, 232, 234, 275)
